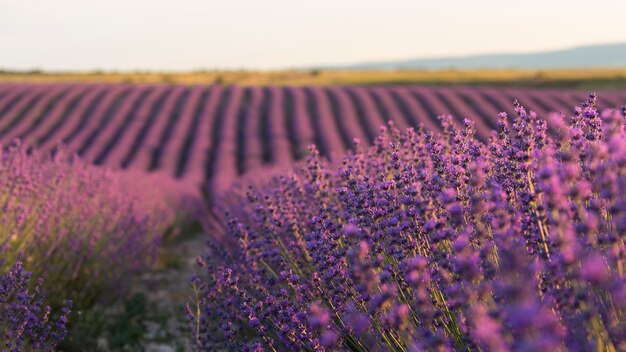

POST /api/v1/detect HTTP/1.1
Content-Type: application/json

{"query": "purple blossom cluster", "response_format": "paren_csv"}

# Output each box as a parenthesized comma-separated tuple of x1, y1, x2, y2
(190, 96, 626, 351)
(0, 142, 182, 311)
(0, 259, 70, 351)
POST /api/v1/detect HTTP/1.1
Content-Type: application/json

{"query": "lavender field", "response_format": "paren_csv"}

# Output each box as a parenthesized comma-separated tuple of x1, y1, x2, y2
(1, 83, 625, 198)
(5, 0, 626, 350)
(2, 83, 626, 351)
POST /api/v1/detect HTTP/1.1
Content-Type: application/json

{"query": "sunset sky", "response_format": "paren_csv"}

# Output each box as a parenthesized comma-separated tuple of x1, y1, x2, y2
(1, 0, 625, 71)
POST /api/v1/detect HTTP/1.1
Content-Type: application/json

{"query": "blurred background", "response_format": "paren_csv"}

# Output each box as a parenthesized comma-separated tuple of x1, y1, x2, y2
(2, 0, 626, 86)
(1, 0, 626, 193)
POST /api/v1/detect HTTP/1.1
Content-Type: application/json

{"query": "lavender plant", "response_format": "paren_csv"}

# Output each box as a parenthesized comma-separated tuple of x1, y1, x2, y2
(190, 96, 626, 351)
(0, 143, 183, 310)
(0, 258, 71, 351)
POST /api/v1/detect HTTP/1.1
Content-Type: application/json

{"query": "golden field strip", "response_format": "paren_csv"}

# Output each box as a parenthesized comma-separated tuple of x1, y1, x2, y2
(2, 68, 626, 89)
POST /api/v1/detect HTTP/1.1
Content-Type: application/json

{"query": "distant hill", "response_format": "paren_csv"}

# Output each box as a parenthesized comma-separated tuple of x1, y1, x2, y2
(342, 43, 626, 70)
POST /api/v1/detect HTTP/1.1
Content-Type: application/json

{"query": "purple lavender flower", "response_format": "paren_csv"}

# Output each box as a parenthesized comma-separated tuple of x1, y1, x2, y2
(191, 97, 626, 352)
(0, 261, 71, 351)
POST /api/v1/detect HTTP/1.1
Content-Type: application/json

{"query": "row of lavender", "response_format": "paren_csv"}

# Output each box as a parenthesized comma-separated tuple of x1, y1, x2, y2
(0, 84, 625, 197)
(0, 143, 198, 350)
(190, 96, 626, 351)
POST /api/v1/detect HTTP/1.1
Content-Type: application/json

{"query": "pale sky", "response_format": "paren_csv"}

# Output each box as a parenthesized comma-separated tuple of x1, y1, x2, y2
(1, 0, 625, 71)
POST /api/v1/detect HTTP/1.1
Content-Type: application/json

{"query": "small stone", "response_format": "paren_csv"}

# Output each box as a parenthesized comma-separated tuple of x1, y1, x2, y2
(96, 337, 109, 351)
(145, 343, 175, 352)
(144, 320, 161, 340)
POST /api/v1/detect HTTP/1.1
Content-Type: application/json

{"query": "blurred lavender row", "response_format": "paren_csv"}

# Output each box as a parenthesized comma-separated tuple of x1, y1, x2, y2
(0, 84, 625, 201)
(0, 142, 199, 350)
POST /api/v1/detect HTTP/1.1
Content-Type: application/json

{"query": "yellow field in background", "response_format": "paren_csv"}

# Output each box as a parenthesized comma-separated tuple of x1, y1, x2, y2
(2, 68, 626, 89)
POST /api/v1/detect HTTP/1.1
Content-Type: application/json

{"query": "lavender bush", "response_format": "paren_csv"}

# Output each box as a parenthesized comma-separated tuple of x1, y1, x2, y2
(0, 143, 184, 310)
(0, 258, 71, 351)
(190, 95, 626, 351)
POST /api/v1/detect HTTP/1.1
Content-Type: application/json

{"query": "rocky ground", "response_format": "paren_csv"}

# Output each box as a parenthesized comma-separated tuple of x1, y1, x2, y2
(91, 231, 208, 352)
